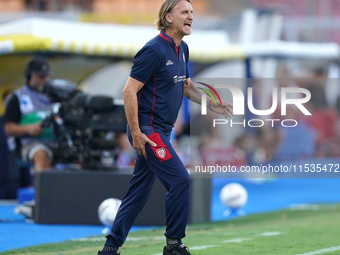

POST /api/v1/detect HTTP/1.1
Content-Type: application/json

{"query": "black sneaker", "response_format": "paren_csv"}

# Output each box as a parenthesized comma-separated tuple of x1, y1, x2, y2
(98, 249, 120, 255)
(163, 244, 192, 255)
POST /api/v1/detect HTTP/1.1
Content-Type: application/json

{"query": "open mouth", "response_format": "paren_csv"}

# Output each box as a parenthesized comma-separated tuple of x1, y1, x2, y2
(184, 23, 192, 28)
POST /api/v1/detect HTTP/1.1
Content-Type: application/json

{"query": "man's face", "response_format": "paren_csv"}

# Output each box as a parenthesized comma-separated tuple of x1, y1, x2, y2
(167, 0, 194, 36)
(29, 72, 50, 93)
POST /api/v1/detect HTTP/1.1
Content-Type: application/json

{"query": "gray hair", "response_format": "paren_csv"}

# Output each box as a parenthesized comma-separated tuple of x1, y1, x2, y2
(155, 0, 191, 31)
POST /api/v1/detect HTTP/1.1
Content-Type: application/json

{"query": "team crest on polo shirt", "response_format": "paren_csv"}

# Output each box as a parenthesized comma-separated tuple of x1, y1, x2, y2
(173, 75, 178, 83)
(156, 147, 166, 159)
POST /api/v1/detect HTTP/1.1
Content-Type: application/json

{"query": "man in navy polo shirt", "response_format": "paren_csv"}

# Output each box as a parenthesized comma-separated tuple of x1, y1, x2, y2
(99, 0, 232, 254)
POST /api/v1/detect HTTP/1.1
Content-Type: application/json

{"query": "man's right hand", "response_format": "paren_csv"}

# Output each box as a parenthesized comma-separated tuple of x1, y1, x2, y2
(26, 123, 43, 137)
(132, 132, 157, 159)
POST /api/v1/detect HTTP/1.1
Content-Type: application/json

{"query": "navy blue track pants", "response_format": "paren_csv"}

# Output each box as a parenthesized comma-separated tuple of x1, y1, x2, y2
(105, 126, 190, 247)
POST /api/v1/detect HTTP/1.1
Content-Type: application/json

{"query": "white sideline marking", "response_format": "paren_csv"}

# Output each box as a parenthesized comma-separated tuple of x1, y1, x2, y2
(258, 232, 282, 237)
(151, 245, 217, 255)
(223, 238, 252, 243)
(127, 237, 148, 241)
(296, 246, 340, 255)
(74, 236, 165, 242)
(289, 204, 338, 211)
(153, 237, 166, 241)
(190, 245, 217, 250)
(73, 237, 103, 241)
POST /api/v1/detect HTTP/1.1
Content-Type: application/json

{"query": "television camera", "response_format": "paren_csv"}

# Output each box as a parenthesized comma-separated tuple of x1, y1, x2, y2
(42, 79, 127, 170)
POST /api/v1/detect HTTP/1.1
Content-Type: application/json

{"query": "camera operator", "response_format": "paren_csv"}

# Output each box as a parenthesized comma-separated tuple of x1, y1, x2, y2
(4, 56, 56, 173)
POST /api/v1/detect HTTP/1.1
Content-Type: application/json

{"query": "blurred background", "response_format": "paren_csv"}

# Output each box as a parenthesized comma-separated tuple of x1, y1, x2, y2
(1, 0, 340, 251)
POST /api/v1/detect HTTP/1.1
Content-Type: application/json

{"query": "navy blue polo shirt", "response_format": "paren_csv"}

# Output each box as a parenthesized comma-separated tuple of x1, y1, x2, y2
(130, 31, 190, 134)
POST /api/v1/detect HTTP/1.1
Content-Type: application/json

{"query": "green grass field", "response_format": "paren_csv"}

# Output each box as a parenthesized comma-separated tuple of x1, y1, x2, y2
(2, 204, 340, 255)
